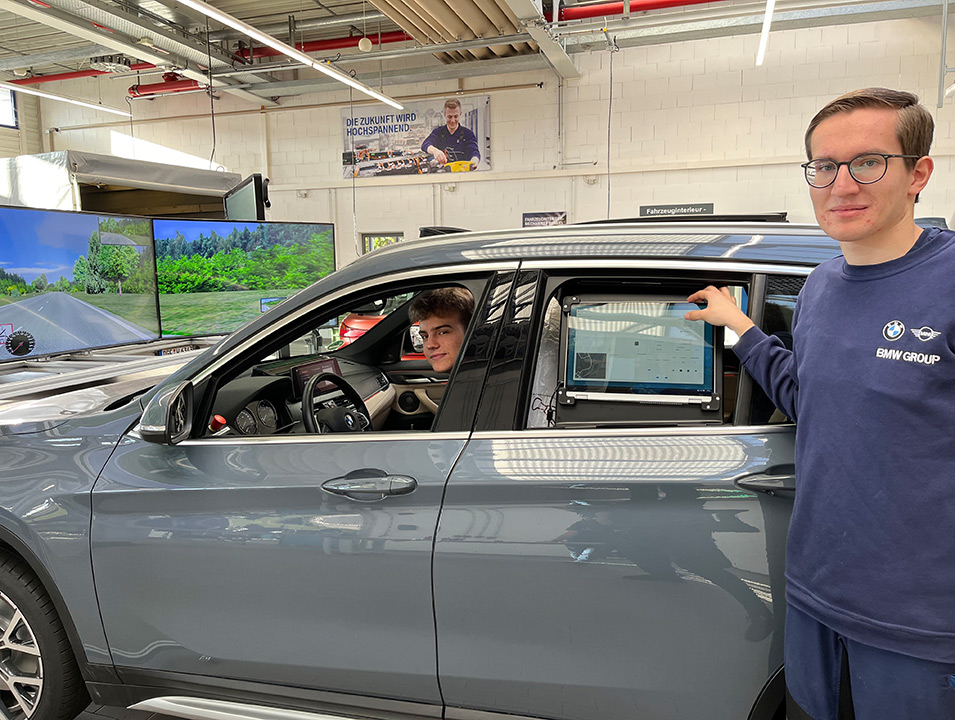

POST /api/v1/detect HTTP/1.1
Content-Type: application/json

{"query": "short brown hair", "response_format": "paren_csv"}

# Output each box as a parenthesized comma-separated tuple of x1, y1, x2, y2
(443, 99, 462, 113)
(804, 88, 934, 170)
(408, 287, 474, 327)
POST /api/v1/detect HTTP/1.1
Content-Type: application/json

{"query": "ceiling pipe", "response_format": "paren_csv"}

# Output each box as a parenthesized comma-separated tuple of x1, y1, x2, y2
(236, 30, 411, 59)
(550, 0, 719, 21)
(128, 75, 202, 97)
(10, 62, 155, 85)
(205, 11, 386, 42)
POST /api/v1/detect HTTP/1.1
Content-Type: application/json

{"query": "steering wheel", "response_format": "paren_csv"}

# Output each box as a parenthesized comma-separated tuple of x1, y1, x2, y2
(302, 372, 371, 434)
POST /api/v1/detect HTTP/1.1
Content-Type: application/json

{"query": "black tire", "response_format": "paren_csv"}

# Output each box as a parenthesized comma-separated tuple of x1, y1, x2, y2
(0, 551, 89, 720)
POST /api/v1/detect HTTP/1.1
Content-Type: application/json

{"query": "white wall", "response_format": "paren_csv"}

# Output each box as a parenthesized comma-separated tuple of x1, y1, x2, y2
(34, 16, 955, 266)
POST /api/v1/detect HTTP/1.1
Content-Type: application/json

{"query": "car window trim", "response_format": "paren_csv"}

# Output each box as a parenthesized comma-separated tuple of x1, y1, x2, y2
(519, 259, 812, 276)
(176, 431, 472, 446)
(468, 425, 794, 441)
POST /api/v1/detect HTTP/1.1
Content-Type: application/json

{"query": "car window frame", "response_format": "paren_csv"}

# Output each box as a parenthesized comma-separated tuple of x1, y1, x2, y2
(184, 266, 515, 441)
(472, 263, 810, 433)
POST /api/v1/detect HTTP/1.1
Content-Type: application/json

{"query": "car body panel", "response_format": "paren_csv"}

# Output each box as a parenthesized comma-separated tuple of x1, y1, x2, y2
(0, 403, 141, 668)
(90, 432, 467, 702)
(434, 429, 793, 720)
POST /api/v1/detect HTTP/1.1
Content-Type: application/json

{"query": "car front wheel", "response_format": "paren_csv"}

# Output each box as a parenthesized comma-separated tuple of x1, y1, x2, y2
(0, 552, 88, 720)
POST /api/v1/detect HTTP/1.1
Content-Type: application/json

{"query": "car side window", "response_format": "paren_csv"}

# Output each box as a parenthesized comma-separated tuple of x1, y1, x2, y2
(525, 278, 745, 429)
(201, 278, 489, 438)
(750, 274, 805, 424)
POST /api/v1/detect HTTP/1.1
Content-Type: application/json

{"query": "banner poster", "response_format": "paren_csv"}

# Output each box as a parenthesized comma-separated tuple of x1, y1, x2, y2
(523, 211, 568, 227)
(342, 96, 490, 178)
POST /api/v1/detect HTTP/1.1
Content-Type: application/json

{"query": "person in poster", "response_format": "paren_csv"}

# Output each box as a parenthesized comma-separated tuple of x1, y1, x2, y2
(421, 99, 480, 168)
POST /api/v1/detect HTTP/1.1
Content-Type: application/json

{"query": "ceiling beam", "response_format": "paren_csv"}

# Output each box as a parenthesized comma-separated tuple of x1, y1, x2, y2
(0, 44, 112, 72)
(75, 0, 240, 67)
(501, 0, 580, 78)
(240, 53, 550, 98)
(0, 0, 276, 106)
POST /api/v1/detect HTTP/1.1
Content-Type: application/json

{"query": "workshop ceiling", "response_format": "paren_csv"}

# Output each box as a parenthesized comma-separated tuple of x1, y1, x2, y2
(0, 0, 943, 105)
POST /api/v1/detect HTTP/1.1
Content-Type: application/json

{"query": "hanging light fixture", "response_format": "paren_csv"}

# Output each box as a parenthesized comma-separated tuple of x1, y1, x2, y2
(176, 0, 402, 109)
(0, 79, 131, 117)
(358, 2, 372, 52)
(755, 0, 776, 66)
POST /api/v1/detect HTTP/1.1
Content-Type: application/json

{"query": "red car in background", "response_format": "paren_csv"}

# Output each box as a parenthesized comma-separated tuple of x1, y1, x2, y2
(338, 296, 425, 359)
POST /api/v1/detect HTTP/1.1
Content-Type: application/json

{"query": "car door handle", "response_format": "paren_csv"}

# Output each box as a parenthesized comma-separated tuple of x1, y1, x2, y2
(735, 472, 796, 497)
(322, 475, 417, 501)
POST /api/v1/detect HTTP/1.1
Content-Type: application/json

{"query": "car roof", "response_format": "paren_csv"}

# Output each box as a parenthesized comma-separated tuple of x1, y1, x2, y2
(364, 221, 842, 268)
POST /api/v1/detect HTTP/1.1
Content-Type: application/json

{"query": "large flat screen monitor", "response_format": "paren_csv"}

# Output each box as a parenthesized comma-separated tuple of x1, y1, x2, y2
(557, 294, 721, 425)
(0, 205, 160, 362)
(152, 218, 335, 337)
(563, 295, 715, 397)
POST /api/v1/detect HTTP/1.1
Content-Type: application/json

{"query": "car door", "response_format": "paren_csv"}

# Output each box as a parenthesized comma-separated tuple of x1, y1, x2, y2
(89, 268, 516, 710)
(433, 267, 803, 720)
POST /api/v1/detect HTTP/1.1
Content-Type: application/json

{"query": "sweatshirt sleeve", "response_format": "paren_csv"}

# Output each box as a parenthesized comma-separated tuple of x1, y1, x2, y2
(733, 326, 799, 421)
(464, 128, 480, 161)
(421, 127, 441, 153)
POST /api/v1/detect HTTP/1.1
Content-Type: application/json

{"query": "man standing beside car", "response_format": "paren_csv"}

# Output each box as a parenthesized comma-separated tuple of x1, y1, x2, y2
(687, 88, 955, 718)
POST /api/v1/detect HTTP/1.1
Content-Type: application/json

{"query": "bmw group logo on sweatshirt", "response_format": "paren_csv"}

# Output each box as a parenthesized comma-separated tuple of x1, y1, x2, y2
(882, 320, 905, 341)
(875, 319, 943, 366)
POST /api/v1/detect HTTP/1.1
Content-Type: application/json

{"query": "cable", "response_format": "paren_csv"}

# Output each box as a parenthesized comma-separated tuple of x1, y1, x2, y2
(349, 85, 359, 257)
(125, 96, 134, 140)
(606, 35, 619, 219)
(206, 18, 217, 169)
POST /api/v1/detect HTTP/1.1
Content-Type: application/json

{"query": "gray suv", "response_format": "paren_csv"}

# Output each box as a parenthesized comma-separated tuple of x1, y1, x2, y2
(0, 221, 841, 720)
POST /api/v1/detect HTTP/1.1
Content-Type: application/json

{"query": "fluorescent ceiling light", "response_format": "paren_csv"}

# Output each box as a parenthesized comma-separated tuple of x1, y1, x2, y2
(176, 0, 403, 110)
(755, 0, 776, 66)
(0, 80, 131, 117)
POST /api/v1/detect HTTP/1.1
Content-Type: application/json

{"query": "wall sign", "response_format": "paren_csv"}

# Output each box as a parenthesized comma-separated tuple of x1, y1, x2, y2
(523, 211, 567, 227)
(639, 203, 714, 217)
(342, 96, 490, 178)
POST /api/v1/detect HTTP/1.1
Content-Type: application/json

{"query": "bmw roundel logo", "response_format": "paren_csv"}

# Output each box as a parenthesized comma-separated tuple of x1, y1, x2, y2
(344, 414, 355, 428)
(883, 320, 905, 341)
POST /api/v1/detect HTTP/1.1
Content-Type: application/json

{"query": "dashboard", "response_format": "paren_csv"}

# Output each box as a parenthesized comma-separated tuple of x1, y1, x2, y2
(209, 354, 394, 436)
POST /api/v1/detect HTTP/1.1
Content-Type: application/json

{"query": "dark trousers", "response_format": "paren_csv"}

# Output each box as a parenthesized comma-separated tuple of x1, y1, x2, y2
(785, 605, 955, 719)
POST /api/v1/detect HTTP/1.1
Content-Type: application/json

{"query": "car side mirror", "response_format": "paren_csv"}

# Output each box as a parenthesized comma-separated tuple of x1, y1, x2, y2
(139, 381, 194, 445)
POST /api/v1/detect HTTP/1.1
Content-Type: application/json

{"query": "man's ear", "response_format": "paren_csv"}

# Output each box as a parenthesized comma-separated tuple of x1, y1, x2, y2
(910, 155, 934, 199)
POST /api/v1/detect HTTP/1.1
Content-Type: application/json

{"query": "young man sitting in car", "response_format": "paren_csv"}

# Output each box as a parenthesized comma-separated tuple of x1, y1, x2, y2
(407, 287, 474, 373)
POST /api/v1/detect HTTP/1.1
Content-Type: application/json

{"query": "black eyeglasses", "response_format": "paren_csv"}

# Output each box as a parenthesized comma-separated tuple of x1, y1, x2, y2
(801, 153, 921, 188)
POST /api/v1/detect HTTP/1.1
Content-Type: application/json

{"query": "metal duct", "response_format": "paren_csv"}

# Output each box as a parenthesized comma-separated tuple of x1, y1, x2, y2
(236, 31, 411, 60)
(11, 62, 154, 84)
(205, 11, 387, 42)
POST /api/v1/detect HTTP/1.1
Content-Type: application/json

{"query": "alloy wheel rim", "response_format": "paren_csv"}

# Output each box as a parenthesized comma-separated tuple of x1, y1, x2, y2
(0, 591, 43, 718)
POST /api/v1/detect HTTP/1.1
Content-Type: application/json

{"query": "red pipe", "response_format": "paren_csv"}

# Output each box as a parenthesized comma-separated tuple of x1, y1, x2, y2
(550, 0, 718, 21)
(237, 30, 411, 59)
(11, 62, 154, 85)
(128, 78, 202, 97)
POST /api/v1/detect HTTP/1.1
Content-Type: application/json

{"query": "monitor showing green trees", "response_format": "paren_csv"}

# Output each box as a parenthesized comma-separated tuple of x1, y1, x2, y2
(152, 219, 335, 336)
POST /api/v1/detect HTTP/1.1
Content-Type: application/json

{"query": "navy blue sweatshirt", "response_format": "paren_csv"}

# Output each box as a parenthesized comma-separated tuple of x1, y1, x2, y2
(734, 226, 955, 662)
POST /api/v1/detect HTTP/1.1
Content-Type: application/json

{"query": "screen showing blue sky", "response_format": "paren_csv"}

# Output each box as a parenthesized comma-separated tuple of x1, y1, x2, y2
(153, 219, 261, 243)
(0, 208, 100, 283)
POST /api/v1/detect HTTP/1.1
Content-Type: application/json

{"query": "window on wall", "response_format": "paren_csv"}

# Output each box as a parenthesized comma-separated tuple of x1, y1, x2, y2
(0, 90, 17, 129)
(362, 233, 403, 254)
